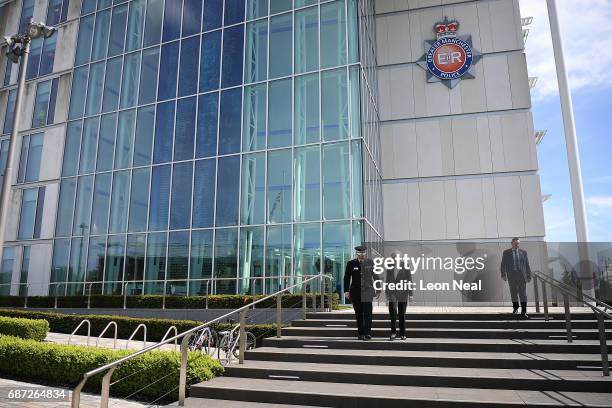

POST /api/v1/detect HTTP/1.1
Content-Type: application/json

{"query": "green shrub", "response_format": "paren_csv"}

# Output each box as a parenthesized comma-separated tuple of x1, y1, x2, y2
(0, 316, 49, 341)
(0, 335, 222, 402)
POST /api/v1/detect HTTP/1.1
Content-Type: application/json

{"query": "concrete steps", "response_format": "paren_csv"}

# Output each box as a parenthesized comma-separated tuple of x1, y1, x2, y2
(188, 310, 612, 407)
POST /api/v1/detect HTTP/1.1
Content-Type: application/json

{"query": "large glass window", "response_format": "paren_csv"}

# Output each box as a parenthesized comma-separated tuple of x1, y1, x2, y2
(167, 232, 188, 294)
(268, 79, 292, 148)
(243, 84, 266, 151)
(174, 97, 196, 161)
(19, 0, 34, 33)
(203, 0, 223, 31)
(55, 178, 76, 237)
(158, 41, 179, 101)
(90, 172, 112, 235)
(19, 246, 30, 296)
(270, 0, 292, 14)
(68, 67, 88, 120)
(221, 25, 244, 88)
(267, 149, 292, 223)
(32, 79, 58, 128)
(323, 221, 352, 291)
(182, 0, 202, 36)
(265, 224, 291, 293)
(245, 19, 267, 83)
(218, 89, 241, 155)
(162, 0, 182, 42)
(75, 15, 94, 65)
(153, 101, 175, 164)
(0, 140, 8, 176)
(179, 37, 200, 97)
(17, 133, 43, 184)
(120, 52, 141, 109)
(68, 237, 87, 294)
(50, 239, 70, 295)
(79, 117, 99, 174)
(72, 176, 93, 236)
(126, 0, 145, 52)
(139, 46, 159, 105)
(149, 165, 171, 231)
(323, 142, 351, 220)
(97, 114, 116, 171)
(200, 31, 221, 92)
(144, 231, 166, 294)
(190, 230, 213, 294)
(143, 0, 163, 47)
(128, 168, 150, 232)
(47, 0, 70, 25)
(240, 153, 265, 225)
(215, 156, 240, 226)
(125, 234, 145, 282)
(133, 106, 154, 166)
(104, 234, 125, 294)
(247, 0, 268, 20)
(109, 170, 130, 233)
(62, 121, 81, 177)
(322, 68, 349, 141)
(295, 7, 318, 74)
(39, 34, 57, 77)
(170, 162, 193, 230)
(321, 0, 347, 68)
(351, 140, 363, 218)
(86, 236, 105, 292)
(2, 90, 16, 135)
(109, 4, 128, 56)
(214, 228, 237, 294)
(193, 159, 216, 228)
(294, 145, 320, 221)
(18, 187, 44, 239)
(85, 62, 105, 116)
(295, 73, 319, 144)
(269, 13, 292, 78)
(293, 222, 320, 279)
(196, 93, 218, 158)
(102, 57, 122, 113)
(91, 9, 111, 61)
(115, 109, 136, 169)
(239, 226, 264, 293)
(225, 0, 246, 25)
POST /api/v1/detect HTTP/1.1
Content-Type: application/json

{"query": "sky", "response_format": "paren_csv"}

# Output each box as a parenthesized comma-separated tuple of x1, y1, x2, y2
(518, 0, 612, 242)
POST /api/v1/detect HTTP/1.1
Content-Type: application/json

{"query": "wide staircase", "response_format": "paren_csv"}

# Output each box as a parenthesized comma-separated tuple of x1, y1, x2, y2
(186, 310, 612, 407)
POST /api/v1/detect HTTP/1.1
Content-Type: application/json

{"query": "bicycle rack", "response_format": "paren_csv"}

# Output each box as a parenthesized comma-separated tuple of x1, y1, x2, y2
(95, 321, 118, 349)
(68, 319, 91, 346)
(125, 323, 147, 350)
(160, 326, 178, 351)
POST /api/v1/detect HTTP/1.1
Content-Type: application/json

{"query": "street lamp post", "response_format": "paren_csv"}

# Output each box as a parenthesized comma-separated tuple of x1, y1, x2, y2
(0, 22, 56, 274)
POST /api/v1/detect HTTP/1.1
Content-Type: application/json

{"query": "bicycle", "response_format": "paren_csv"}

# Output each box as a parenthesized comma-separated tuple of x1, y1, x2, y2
(217, 324, 256, 365)
(188, 326, 218, 356)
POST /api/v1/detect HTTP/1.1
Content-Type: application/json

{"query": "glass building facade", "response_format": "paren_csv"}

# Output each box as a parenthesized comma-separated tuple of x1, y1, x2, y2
(0, 0, 382, 299)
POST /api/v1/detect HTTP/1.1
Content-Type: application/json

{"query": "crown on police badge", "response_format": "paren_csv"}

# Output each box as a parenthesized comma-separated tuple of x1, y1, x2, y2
(435, 17, 459, 39)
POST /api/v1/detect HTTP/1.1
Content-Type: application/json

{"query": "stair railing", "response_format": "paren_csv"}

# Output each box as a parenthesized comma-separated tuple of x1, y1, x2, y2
(68, 319, 91, 346)
(95, 321, 118, 349)
(532, 270, 611, 376)
(70, 273, 333, 408)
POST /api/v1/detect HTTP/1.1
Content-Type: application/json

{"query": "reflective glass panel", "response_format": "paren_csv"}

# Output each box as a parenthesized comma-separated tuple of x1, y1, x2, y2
(322, 68, 349, 141)
(72, 175, 94, 236)
(104, 234, 125, 294)
(174, 97, 196, 161)
(125, 234, 145, 281)
(218, 89, 241, 155)
(215, 155, 240, 226)
(90, 172, 112, 235)
(295, 73, 319, 144)
(221, 25, 244, 88)
(108, 4, 128, 56)
(320, 0, 346, 68)
(69, 67, 88, 120)
(196, 92, 218, 158)
(120, 52, 141, 109)
(144, 232, 166, 294)
(295, 6, 318, 74)
(178, 36, 200, 97)
(293, 222, 320, 278)
(75, 15, 94, 66)
(115, 109, 136, 169)
(153, 101, 175, 164)
(189, 230, 213, 294)
(55, 178, 76, 237)
(170, 162, 193, 230)
(265, 224, 291, 293)
(128, 167, 150, 232)
(182, 0, 202, 36)
(79, 117, 99, 174)
(133, 106, 154, 166)
(294, 145, 320, 221)
(322, 142, 351, 219)
(242, 84, 266, 151)
(149, 165, 171, 231)
(245, 19, 267, 83)
(200, 31, 221, 92)
(91, 10, 111, 61)
(102, 56, 122, 113)
(239, 226, 264, 294)
(269, 13, 292, 78)
(203, 0, 223, 31)
(193, 159, 216, 228)
(139, 47, 159, 105)
(97, 113, 117, 171)
(85, 62, 104, 116)
(109, 170, 130, 233)
(214, 228, 237, 294)
(225, 0, 246, 25)
(268, 79, 292, 148)
(158, 41, 179, 101)
(240, 153, 265, 225)
(18, 188, 37, 239)
(143, 0, 163, 47)
(162, 0, 182, 42)
(126, 0, 145, 52)
(267, 149, 292, 223)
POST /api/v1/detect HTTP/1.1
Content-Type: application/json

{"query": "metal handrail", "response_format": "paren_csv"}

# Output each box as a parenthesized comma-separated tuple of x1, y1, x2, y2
(70, 273, 333, 407)
(68, 319, 91, 346)
(95, 321, 118, 349)
(160, 326, 178, 351)
(125, 323, 147, 350)
(532, 270, 610, 376)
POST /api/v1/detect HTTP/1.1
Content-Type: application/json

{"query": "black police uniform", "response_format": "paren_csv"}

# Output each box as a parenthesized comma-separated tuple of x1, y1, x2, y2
(344, 254, 374, 338)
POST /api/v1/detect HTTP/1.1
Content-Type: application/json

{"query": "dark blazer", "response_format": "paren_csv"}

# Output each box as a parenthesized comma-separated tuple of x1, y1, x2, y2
(385, 267, 412, 302)
(344, 258, 375, 301)
(500, 248, 532, 283)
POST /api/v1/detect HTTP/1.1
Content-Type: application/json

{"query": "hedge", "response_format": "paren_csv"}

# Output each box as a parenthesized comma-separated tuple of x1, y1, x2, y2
(0, 316, 49, 341)
(0, 309, 279, 346)
(0, 335, 222, 402)
(0, 292, 340, 310)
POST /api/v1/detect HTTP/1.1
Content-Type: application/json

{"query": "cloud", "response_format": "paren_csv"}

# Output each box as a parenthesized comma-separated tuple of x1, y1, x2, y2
(518, 0, 612, 101)
(587, 196, 612, 209)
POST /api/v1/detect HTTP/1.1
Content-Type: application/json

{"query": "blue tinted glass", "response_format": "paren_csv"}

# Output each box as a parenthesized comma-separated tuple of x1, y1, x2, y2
(158, 41, 179, 101)
(269, 13, 292, 78)
(190, 230, 213, 289)
(178, 36, 200, 97)
(268, 79, 292, 148)
(196, 93, 218, 158)
(218, 89, 242, 155)
(81, 0, 96, 15)
(40, 35, 57, 76)
(69, 66, 88, 120)
(267, 149, 292, 223)
(115, 109, 136, 169)
(18, 188, 37, 239)
(50, 239, 69, 294)
(75, 15, 94, 65)
(225, 0, 245, 25)
(244, 19, 268, 83)
(2, 90, 16, 135)
(126, 0, 145, 51)
(62, 121, 82, 176)
(203, 0, 222, 31)
(26, 38, 42, 80)
(91, 10, 111, 61)
(193, 159, 216, 227)
(199, 31, 221, 92)
(162, 0, 182, 42)
(143, 0, 163, 46)
(129, 167, 150, 232)
(153, 101, 175, 164)
(72, 175, 94, 235)
(214, 228, 237, 293)
(97, 113, 117, 171)
(67, 236, 86, 294)
(104, 234, 125, 294)
(322, 68, 349, 141)
(79, 117, 99, 174)
(247, 0, 268, 20)
(108, 4, 128, 56)
(170, 162, 193, 229)
(144, 232, 166, 293)
(98, 0, 112, 9)
(55, 178, 76, 237)
(149, 165, 171, 230)
(139, 46, 159, 104)
(133, 106, 154, 166)
(182, 0, 202, 36)
(102, 57, 122, 113)
(86, 236, 105, 285)
(24, 134, 43, 182)
(90, 172, 112, 234)
(85, 61, 104, 116)
(221, 24, 244, 88)
(47, 79, 59, 125)
(125, 234, 145, 281)
(32, 80, 52, 128)
(270, 0, 292, 14)
(216, 155, 240, 226)
(174, 97, 196, 161)
(120, 52, 140, 108)
(167, 231, 189, 282)
(109, 170, 130, 233)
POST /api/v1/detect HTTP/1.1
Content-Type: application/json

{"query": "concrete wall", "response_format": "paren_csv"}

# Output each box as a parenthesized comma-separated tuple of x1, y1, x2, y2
(376, 0, 545, 242)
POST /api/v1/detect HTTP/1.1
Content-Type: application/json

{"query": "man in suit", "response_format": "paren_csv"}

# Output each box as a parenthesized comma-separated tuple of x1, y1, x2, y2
(500, 238, 532, 319)
(344, 246, 374, 340)
(386, 252, 411, 340)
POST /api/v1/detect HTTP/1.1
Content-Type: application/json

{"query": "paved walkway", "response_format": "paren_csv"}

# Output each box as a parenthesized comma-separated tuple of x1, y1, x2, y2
(45, 332, 181, 351)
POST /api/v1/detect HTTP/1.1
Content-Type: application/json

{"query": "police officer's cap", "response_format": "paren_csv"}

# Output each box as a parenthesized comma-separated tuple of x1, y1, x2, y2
(355, 245, 367, 253)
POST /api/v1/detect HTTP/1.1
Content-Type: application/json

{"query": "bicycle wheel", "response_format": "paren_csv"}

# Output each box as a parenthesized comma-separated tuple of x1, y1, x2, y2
(232, 331, 257, 359)
(217, 334, 231, 365)
(203, 329, 218, 356)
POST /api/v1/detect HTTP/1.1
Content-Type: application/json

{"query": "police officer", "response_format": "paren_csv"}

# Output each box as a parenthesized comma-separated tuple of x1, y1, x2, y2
(344, 245, 374, 340)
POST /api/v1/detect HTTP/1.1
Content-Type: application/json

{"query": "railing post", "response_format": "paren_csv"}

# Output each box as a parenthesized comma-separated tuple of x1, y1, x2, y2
(53, 283, 59, 309)
(23, 284, 28, 308)
(87, 283, 92, 309)
(123, 282, 128, 310)
(162, 286, 166, 310)
(276, 292, 282, 338)
(99, 366, 117, 408)
(533, 276, 540, 313)
(312, 286, 317, 312)
(239, 309, 246, 364)
(597, 314, 610, 376)
(327, 276, 333, 312)
(542, 281, 549, 321)
(71, 376, 87, 408)
(179, 333, 192, 405)
(302, 276, 307, 320)
(563, 293, 572, 343)
(205, 280, 210, 309)
(319, 276, 324, 312)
